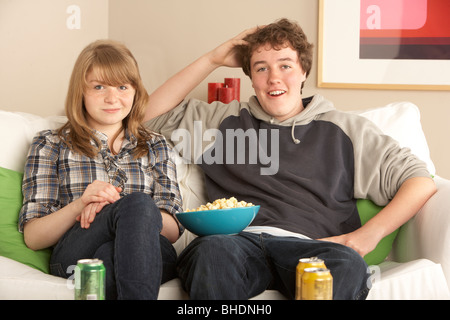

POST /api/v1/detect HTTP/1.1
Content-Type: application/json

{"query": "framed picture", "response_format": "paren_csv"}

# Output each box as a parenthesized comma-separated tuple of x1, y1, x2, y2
(318, 0, 450, 90)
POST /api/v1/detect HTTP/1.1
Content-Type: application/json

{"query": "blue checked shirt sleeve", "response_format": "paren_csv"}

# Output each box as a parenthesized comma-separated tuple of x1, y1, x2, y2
(18, 131, 61, 232)
(148, 135, 184, 232)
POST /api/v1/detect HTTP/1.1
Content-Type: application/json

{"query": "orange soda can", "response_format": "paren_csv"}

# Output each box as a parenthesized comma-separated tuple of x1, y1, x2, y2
(295, 257, 326, 300)
(301, 267, 333, 300)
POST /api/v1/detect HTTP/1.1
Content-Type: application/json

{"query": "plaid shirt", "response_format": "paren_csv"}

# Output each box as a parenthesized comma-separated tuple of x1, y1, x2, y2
(18, 129, 183, 233)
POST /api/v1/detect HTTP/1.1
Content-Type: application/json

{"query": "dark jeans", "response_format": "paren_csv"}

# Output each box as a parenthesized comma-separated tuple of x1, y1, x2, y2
(50, 192, 177, 300)
(177, 232, 370, 300)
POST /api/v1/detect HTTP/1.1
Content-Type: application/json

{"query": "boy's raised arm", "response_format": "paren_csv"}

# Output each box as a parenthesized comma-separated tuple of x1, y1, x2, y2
(143, 28, 255, 122)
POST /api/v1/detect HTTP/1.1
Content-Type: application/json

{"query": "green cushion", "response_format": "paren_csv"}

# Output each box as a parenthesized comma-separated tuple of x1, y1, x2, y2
(356, 199, 399, 266)
(0, 166, 51, 273)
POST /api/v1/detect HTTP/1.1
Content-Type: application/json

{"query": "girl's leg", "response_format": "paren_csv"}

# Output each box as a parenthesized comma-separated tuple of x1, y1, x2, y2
(93, 235, 177, 300)
(50, 192, 174, 299)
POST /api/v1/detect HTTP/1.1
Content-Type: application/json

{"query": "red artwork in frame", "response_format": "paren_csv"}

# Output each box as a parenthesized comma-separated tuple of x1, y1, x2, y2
(360, 0, 450, 60)
(318, 0, 450, 89)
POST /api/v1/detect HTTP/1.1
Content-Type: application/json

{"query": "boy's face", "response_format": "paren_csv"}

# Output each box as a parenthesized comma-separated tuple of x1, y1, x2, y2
(250, 44, 306, 121)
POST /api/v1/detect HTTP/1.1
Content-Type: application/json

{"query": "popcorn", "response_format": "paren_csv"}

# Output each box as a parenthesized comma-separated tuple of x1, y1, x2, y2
(185, 197, 254, 212)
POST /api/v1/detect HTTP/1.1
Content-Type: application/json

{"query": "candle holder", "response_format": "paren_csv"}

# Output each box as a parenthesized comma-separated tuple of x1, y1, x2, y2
(208, 83, 224, 103)
(218, 87, 235, 104)
(208, 78, 240, 103)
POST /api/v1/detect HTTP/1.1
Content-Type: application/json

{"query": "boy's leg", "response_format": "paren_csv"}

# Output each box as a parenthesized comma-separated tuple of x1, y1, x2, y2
(261, 234, 371, 300)
(177, 232, 370, 300)
(176, 233, 272, 299)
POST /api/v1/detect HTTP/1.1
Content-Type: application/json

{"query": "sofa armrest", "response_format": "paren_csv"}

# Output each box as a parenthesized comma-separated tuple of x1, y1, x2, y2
(392, 175, 450, 286)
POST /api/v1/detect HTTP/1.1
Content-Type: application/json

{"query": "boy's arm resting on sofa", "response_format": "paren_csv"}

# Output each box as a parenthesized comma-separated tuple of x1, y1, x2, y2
(143, 28, 254, 122)
(393, 175, 450, 282)
(320, 176, 436, 258)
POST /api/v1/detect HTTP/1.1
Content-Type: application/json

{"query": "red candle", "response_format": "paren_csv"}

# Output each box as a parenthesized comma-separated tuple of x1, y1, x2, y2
(224, 78, 240, 102)
(208, 83, 224, 103)
(218, 87, 235, 104)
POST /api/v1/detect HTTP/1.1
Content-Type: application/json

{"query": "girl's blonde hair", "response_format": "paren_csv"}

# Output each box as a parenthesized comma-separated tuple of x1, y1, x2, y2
(59, 39, 151, 158)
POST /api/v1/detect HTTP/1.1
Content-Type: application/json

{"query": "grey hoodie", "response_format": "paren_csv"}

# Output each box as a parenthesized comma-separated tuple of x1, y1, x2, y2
(146, 94, 429, 239)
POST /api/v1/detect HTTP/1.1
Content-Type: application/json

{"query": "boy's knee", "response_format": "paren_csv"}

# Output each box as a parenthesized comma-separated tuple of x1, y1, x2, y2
(189, 235, 232, 255)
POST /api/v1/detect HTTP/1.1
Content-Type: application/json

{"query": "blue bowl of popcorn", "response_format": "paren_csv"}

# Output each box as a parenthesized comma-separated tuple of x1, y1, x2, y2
(175, 198, 260, 236)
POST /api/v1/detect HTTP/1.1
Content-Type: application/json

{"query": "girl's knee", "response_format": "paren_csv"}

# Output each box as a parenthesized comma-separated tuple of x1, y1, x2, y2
(115, 192, 162, 225)
(120, 192, 153, 206)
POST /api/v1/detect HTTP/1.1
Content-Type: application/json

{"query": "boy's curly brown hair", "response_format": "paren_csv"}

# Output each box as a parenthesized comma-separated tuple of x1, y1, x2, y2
(236, 18, 314, 90)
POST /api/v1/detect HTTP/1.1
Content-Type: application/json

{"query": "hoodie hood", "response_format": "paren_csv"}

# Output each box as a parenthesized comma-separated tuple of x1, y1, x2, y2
(246, 94, 336, 144)
(247, 94, 336, 126)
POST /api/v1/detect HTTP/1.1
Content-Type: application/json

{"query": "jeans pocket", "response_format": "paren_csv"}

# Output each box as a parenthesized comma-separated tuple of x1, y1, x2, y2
(50, 263, 66, 278)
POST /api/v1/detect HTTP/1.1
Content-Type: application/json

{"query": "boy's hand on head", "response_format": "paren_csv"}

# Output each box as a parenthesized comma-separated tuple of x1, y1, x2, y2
(208, 26, 259, 68)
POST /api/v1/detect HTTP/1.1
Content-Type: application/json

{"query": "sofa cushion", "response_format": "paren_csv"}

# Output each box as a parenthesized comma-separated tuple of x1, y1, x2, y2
(0, 256, 72, 300)
(0, 110, 66, 172)
(356, 199, 398, 265)
(0, 166, 52, 273)
(352, 102, 435, 176)
(367, 259, 450, 299)
(0, 111, 65, 273)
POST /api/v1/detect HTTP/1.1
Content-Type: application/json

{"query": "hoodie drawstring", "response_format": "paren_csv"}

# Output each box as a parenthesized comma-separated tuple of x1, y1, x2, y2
(271, 117, 301, 144)
(291, 120, 301, 144)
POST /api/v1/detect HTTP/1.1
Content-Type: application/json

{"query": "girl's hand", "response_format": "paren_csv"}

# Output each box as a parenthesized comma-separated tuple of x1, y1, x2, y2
(77, 201, 109, 229)
(80, 180, 122, 207)
(77, 180, 122, 228)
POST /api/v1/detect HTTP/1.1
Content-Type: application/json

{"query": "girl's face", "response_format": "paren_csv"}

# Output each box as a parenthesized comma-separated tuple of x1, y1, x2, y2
(83, 69, 136, 135)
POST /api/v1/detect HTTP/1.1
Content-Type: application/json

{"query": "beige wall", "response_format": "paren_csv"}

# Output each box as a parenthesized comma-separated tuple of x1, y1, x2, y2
(1, 0, 449, 179)
(0, 0, 108, 116)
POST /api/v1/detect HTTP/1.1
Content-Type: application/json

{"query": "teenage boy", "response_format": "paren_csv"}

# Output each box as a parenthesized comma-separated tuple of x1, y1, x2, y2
(144, 18, 436, 299)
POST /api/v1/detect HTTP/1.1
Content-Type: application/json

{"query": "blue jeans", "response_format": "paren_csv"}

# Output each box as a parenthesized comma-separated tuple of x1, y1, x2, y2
(50, 192, 177, 300)
(177, 232, 370, 300)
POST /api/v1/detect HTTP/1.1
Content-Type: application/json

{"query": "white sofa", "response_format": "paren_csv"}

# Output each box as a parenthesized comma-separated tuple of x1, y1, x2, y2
(0, 102, 449, 300)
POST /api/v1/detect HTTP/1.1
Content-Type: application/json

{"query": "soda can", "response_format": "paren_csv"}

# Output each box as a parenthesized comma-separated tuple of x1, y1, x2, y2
(301, 267, 333, 300)
(295, 257, 326, 300)
(74, 258, 106, 300)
